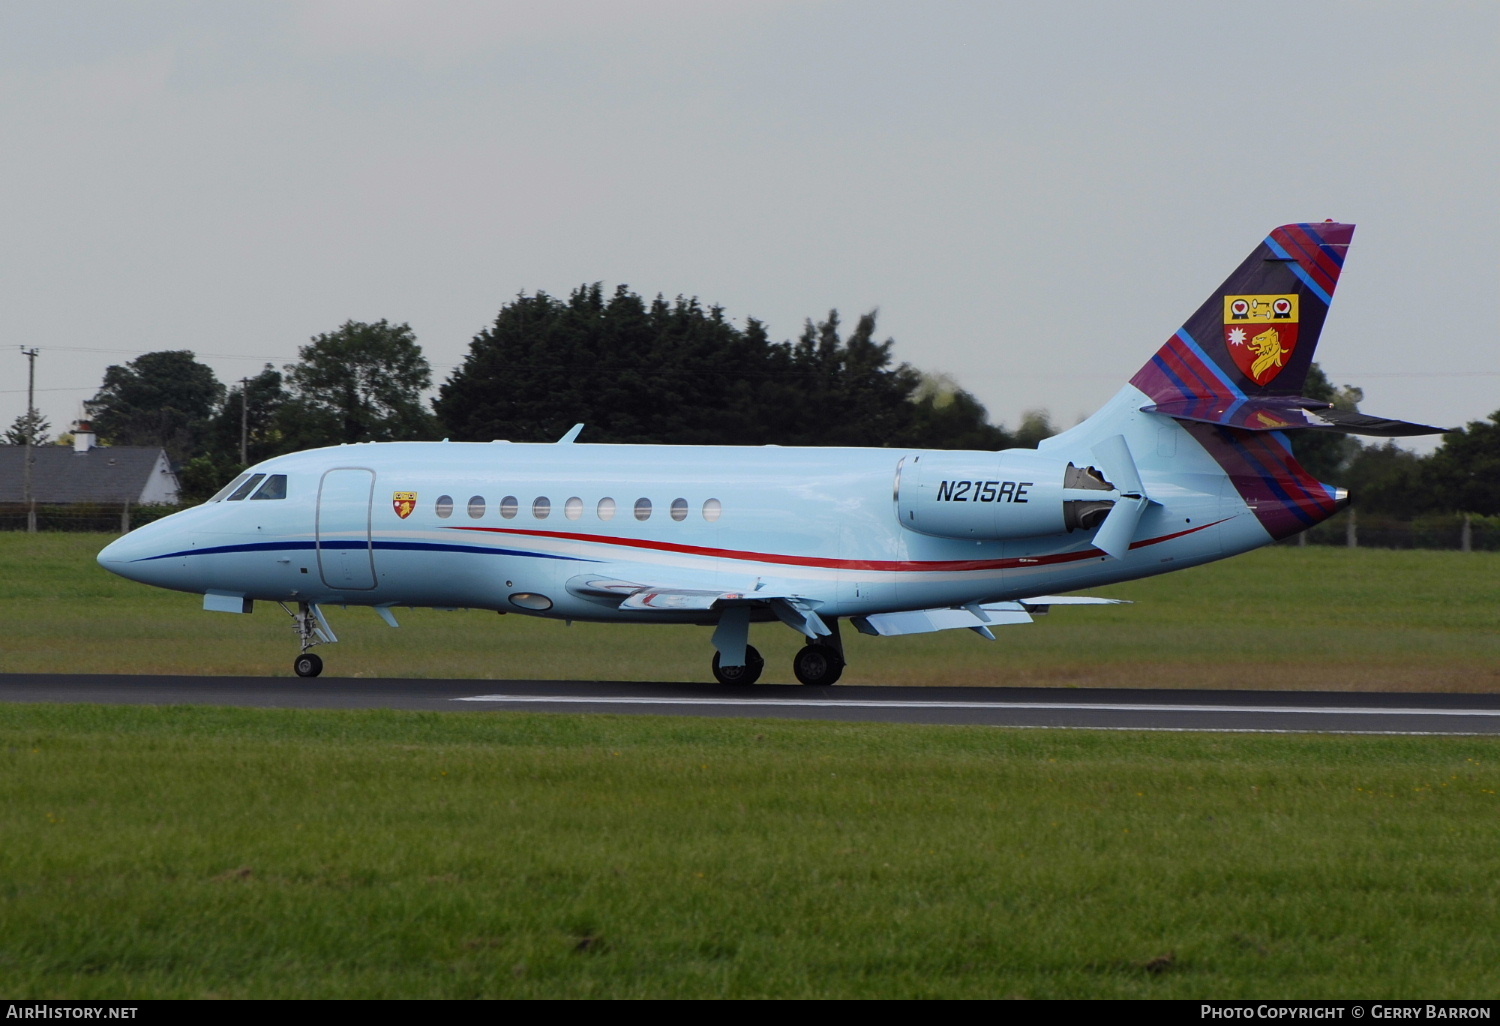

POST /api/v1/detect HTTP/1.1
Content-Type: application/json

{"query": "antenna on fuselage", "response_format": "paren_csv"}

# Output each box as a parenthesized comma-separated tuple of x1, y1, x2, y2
(557, 423, 585, 444)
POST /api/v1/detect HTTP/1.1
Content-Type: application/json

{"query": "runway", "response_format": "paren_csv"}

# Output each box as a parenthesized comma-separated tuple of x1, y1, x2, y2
(2, 674, 1498, 734)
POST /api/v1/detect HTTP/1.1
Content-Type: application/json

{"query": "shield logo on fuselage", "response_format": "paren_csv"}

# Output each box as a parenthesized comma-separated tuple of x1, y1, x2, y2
(392, 491, 417, 519)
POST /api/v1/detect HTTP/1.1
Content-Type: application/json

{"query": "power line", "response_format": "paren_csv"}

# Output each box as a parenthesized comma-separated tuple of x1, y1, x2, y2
(38, 345, 287, 362)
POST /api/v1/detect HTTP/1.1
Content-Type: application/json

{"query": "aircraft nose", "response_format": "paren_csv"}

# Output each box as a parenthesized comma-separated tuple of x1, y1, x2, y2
(97, 517, 191, 590)
(98, 530, 157, 583)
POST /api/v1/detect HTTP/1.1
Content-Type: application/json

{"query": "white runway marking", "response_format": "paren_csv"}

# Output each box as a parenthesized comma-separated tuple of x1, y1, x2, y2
(454, 695, 1500, 717)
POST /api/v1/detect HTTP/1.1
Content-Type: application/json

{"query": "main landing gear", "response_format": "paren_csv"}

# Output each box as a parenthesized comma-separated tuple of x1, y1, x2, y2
(280, 600, 336, 678)
(712, 646, 764, 685)
(709, 613, 846, 686)
(792, 642, 845, 686)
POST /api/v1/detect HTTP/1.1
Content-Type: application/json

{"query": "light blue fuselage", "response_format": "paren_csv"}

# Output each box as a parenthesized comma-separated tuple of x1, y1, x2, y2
(97, 385, 1273, 624)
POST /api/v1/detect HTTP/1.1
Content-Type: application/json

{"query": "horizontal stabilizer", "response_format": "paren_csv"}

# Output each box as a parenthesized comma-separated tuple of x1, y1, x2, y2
(1142, 397, 1447, 436)
(1303, 407, 1450, 437)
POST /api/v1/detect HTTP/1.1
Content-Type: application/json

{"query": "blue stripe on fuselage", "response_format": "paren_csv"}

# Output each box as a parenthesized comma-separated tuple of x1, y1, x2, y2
(131, 540, 593, 563)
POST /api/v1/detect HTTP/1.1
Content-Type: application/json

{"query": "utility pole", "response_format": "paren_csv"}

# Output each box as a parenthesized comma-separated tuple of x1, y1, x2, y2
(20, 347, 39, 533)
(240, 377, 250, 466)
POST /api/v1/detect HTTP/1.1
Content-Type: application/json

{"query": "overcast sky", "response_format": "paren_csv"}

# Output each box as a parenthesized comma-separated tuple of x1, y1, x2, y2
(3, 0, 1495, 452)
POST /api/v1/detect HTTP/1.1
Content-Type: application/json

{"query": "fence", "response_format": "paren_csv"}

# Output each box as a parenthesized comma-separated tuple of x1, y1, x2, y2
(0, 502, 186, 533)
(1285, 510, 1500, 551)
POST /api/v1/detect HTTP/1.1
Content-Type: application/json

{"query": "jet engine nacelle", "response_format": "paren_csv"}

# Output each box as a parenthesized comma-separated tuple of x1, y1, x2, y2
(895, 451, 1117, 541)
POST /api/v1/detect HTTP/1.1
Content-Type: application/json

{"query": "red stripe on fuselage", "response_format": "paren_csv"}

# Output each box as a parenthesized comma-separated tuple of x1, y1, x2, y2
(445, 520, 1227, 573)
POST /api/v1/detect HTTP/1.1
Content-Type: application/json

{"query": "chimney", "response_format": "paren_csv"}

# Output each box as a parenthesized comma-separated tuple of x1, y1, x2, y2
(73, 420, 96, 453)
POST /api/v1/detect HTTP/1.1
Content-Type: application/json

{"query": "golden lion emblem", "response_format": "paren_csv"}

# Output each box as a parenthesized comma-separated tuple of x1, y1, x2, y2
(1248, 327, 1288, 382)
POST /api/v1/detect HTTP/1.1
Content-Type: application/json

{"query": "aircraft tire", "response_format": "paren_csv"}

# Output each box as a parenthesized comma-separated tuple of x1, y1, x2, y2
(294, 653, 324, 678)
(793, 644, 844, 686)
(712, 646, 764, 686)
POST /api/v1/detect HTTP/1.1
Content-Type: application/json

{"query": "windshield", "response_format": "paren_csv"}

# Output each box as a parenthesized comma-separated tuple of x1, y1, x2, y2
(207, 473, 252, 503)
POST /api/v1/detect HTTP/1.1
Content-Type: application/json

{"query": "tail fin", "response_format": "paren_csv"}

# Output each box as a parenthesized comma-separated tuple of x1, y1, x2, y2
(1130, 222, 1354, 405)
(1125, 222, 1355, 543)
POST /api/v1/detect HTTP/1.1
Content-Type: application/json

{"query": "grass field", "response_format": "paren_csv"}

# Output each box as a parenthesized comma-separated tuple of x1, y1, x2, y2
(3, 703, 1499, 999)
(4, 533, 1497, 689)
(3, 535, 1499, 998)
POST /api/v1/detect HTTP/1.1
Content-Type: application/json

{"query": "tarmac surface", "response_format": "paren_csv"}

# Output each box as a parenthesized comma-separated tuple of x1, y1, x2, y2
(2, 674, 1499, 734)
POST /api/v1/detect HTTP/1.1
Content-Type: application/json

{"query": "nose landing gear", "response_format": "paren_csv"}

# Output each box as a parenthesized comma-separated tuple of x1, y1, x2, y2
(279, 601, 336, 678)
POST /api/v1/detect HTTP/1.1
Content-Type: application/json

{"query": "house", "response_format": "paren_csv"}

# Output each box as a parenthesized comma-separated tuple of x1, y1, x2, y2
(0, 425, 181, 506)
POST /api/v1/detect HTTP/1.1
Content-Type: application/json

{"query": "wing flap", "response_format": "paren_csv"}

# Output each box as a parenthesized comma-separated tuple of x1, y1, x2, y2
(566, 572, 814, 617)
(853, 604, 1032, 638)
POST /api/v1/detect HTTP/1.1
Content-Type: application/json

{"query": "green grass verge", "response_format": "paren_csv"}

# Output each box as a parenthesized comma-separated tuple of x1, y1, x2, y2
(1, 704, 1498, 998)
(7, 534, 1498, 689)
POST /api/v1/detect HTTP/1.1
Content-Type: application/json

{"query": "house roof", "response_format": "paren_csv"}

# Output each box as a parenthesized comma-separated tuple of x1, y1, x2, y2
(0, 446, 180, 504)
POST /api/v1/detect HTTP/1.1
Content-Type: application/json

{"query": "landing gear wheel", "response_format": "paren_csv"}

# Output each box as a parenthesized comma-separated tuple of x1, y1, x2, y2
(793, 644, 845, 686)
(712, 646, 764, 685)
(294, 653, 324, 678)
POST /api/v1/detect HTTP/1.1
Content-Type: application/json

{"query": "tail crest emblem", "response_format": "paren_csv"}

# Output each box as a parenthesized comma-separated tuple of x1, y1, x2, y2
(1224, 294, 1299, 385)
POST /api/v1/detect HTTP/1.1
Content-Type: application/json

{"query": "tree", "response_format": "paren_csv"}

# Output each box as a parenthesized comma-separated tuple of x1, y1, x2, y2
(437, 285, 777, 445)
(777, 310, 922, 447)
(205, 364, 287, 465)
(1424, 410, 1500, 516)
(1343, 441, 1431, 520)
(171, 365, 293, 503)
(1013, 409, 1058, 449)
(87, 351, 224, 464)
(907, 373, 1013, 451)
(277, 320, 437, 448)
(436, 286, 1001, 449)
(3, 408, 50, 447)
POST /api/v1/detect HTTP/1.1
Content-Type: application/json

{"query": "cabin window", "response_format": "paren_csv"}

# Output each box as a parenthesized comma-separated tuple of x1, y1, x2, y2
(228, 474, 267, 501)
(634, 498, 652, 521)
(467, 496, 486, 519)
(597, 497, 616, 521)
(703, 498, 722, 522)
(499, 496, 518, 519)
(564, 497, 583, 520)
(250, 474, 288, 500)
(435, 495, 454, 518)
(209, 474, 252, 503)
(670, 498, 688, 521)
(532, 496, 551, 519)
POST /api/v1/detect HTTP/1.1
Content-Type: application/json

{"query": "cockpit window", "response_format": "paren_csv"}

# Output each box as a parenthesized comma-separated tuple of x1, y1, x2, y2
(208, 473, 252, 503)
(227, 473, 267, 501)
(249, 474, 288, 500)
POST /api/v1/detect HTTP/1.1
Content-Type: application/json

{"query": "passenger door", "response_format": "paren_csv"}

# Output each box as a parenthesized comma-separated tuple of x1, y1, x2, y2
(316, 468, 377, 590)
